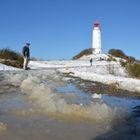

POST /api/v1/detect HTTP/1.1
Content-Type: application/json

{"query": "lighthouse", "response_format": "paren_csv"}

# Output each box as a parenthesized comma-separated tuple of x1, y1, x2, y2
(92, 21, 102, 54)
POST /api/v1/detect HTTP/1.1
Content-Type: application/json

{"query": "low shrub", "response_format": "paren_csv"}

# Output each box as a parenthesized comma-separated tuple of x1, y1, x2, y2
(0, 48, 23, 68)
(73, 48, 93, 60)
(108, 49, 126, 59)
(0, 48, 20, 60)
(108, 49, 136, 63)
(127, 62, 140, 78)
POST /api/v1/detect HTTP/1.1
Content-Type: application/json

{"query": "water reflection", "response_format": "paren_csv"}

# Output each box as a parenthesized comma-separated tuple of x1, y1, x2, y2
(0, 70, 140, 140)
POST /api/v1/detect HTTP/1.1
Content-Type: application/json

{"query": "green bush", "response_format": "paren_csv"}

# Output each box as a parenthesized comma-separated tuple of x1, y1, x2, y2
(108, 49, 126, 59)
(0, 48, 23, 68)
(73, 48, 93, 60)
(127, 62, 140, 78)
(108, 49, 136, 62)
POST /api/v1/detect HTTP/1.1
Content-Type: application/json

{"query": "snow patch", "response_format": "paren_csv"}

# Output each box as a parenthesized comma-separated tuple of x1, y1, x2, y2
(0, 63, 20, 71)
(59, 68, 140, 93)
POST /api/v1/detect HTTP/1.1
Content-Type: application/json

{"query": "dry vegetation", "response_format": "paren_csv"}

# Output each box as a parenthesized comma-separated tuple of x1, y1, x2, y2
(0, 48, 23, 68)
(127, 62, 140, 78)
(72, 48, 93, 60)
(109, 49, 140, 78)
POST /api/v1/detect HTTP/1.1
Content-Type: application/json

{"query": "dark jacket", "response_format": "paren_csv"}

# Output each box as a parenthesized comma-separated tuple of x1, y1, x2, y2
(90, 58, 93, 63)
(23, 46, 30, 57)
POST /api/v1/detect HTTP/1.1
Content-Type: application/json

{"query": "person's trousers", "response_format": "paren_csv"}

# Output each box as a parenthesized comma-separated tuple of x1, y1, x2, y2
(23, 56, 29, 70)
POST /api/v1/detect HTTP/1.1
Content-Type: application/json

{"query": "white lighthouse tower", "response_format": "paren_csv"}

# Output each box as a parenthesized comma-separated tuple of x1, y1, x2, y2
(92, 21, 102, 54)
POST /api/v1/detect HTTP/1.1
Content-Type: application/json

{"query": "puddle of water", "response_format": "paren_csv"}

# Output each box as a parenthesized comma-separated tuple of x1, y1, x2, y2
(0, 89, 108, 140)
(57, 84, 140, 110)
(0, 70, 140, 140)
(102, 94, 140, 109)
(56, 83, 140, 139)
(56, 84, 91, 105)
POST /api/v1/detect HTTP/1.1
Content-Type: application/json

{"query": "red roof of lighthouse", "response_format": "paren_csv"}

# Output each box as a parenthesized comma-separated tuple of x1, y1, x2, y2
(94, 21, 100, 27)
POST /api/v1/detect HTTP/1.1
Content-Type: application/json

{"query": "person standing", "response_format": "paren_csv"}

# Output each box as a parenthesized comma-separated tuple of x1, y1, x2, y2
(22, 43, 30, 70)
(90, 58, 93, 66)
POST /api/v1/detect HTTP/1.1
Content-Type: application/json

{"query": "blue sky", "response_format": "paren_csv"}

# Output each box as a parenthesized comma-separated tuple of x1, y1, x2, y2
(0, 0, 140, 60)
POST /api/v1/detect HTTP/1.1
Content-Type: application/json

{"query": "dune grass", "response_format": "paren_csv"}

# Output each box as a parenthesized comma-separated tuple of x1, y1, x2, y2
(0, 48, 23, 68)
